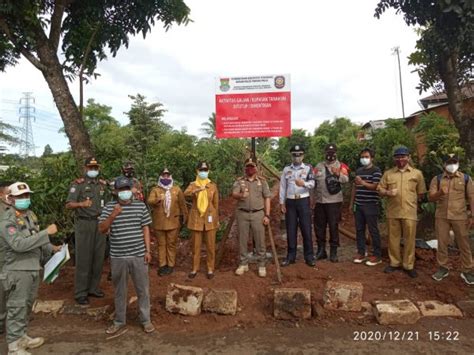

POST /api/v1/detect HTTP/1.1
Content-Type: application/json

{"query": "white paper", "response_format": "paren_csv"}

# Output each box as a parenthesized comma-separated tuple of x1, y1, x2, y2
(43, 244, 70, 282)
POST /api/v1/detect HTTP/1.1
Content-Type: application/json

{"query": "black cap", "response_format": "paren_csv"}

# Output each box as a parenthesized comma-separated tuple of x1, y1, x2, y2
(114, 176, 132, 189)
(324, 143, 337, 153)
(290, 144, 305, 154)
(122, 160, 134, 170)
(443, 153, 459, 163)
(244, 158, 257, 167)
(85, 157, 100, 167)
(196, 161, 210, 171)
(160, 167, 171, 175)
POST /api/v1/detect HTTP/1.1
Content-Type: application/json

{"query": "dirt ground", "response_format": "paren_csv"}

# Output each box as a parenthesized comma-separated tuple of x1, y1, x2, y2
(1, 183, 473, 354)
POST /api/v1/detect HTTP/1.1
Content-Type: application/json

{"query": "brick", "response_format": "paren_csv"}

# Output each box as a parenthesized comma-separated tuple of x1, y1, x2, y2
(417, 301, 463, 317)
(203, 289, 238, 315)
(274, 288, 311, 320)
(33, 300, 64, 314)
(86, 305, 110, 320)
(323, 281, 363, 311)
(166, 283, 203, 316)
(374, 300, 420, 325)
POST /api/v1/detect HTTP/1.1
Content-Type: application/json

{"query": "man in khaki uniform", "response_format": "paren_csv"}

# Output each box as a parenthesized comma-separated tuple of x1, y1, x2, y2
(148, 168, 188, 276)
(0, 182, 59, 354)
(429, 154, 474, 285)
(232, 158, 271, 277)
(378, 146, 426, 278)
(184, 161, 219, 279)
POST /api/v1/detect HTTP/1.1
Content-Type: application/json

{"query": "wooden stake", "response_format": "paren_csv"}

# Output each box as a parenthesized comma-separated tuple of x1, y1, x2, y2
(266, 224, 282, 284)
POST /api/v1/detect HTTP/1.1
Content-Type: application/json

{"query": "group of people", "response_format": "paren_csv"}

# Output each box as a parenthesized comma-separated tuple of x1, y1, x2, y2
(278, 143, 473, 285)
(0, 144, 472, 354)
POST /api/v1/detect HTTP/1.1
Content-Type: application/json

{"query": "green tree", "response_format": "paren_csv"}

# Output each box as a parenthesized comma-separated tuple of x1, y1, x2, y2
(272, 129, 312, 170)
(126, 94, 170, 193)
(42, 144, 53, 157)
(0, 0, 190, 166)
(0, 120, 19, 151)
(375, 0, 474, 165)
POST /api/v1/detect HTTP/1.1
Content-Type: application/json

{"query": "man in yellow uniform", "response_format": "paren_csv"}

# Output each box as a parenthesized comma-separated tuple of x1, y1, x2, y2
(378, 146, 426, 278)
(429, 154, 474, 284)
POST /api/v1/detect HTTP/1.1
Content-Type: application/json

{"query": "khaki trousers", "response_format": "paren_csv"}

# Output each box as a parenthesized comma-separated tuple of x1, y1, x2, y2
(191, 229, 216, 273)
(236, 210, 266, 267)
(156, 229, 179, 267)
(436, 218, 472, 273)
(387, 218, 417, 270)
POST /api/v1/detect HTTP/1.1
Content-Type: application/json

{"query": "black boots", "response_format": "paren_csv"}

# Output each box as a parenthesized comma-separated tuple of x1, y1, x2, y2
(315, 246, 327, 260)
(330, 246, 338, 263)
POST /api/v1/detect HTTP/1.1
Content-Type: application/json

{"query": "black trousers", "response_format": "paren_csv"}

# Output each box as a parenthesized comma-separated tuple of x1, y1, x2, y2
(285, 197, 314, 261)
(314, 202, 342, 248)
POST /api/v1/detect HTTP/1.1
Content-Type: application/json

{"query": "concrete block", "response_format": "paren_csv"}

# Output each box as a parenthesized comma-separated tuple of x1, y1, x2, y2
(33, 300, 64, 314)
(203, 289, 238, 315)
(274, 288, 311, 320)
(417, 301, 463, 317)
(374, 300, 420, 325)
(323, 281, 363, 311)
(166, 283, 203, 316)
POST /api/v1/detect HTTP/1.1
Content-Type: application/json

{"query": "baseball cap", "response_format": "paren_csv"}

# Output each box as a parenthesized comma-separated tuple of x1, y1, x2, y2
(393, 146, 410, 156)
(443, 153, 459, 163)
(114, 176, 132, 190)
(9, 182, 33, 196)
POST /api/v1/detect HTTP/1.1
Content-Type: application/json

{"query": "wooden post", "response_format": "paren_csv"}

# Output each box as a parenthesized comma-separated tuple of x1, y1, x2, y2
(215, 212, 236, 268)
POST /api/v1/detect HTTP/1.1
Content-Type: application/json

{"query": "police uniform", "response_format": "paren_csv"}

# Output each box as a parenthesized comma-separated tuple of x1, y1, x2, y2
(279, 145, 315, 266)
(232, 158, 272, 269)
(66, 157, 107, 302)
(0, 183, 53, 350)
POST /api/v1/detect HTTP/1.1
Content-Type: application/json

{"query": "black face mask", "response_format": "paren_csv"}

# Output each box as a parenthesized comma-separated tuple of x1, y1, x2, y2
(326, 154, 336, 162)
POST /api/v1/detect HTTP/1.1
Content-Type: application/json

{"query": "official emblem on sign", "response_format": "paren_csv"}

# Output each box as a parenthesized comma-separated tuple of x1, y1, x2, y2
(274, 76, 285, 89)
(219, 78, 231, 92)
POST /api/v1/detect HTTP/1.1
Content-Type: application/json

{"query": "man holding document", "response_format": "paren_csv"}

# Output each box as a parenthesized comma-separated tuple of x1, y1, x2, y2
(0, 182, 60, 355)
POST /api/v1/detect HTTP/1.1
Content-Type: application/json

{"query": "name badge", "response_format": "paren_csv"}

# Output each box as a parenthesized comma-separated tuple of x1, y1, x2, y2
(208, 215, 213, 223)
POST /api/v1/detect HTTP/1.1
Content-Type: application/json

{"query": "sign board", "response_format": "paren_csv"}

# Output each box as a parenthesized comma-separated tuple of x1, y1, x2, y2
(215, 74, 291, 138)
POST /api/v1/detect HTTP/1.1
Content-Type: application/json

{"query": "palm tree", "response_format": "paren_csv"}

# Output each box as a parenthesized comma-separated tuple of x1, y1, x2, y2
(200, 113, 216, 139)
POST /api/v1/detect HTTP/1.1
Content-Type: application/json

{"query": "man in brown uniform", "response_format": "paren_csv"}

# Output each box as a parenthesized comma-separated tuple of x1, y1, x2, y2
(184, 161, 219, 280)
(429, 154, 474, 285)
(378, 146, 426, 278)
(232, 158, 271, 277)
(148, 168, 188, 276)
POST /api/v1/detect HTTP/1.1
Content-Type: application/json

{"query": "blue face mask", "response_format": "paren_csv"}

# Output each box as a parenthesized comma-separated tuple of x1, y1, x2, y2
(15, 198, 31, 210)
(198, 171, 209, 179)
(118, 190, 132, 201)
(87, 170, 99, 178)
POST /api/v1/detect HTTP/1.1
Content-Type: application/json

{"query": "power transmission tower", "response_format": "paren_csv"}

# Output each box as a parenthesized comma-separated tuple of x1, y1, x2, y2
(391, 46, 405, 118)
(19, 92, 36, 157)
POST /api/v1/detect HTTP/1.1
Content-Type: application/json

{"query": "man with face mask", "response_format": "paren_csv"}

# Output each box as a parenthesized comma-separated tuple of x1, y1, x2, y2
(232, 158, 272, 277)
(279, 145, 316, 267)
(99, 176, 154, 335)
(0, 182, 60, 354)
(0, 181, 13, 335)
(313, 144, 349, 262)
(429, 154, 474, 285)
(184, 161, 219, 279)
(148, 168, 188, 276)
(350, 148, 383, 266)
(378, 146, 426, 278)
(120, 161, 144, 201)
(66, 157, 108, 305)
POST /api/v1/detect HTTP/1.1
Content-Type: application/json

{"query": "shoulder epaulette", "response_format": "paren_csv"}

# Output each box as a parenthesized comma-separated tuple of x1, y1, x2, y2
(237, 176, 244, 180)
(257, 175, 267, 181)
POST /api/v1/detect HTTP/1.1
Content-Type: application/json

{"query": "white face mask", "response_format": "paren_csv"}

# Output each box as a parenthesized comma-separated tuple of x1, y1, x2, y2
(360, 157, 371, 166)
(445, 163, 459, 174)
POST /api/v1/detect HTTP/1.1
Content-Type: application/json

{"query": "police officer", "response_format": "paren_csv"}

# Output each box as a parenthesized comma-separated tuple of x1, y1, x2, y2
(66, 157, 107, 305)
(0, 182, 59, 354)
(232, 158, 272, 277)
(279, 145, 316, 267)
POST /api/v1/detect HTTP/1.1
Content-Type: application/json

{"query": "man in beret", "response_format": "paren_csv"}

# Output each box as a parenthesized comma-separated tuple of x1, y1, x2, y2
(429, 154, 474, 285)
(378, 146, 426, 278)
(279, 145, 316, 267)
